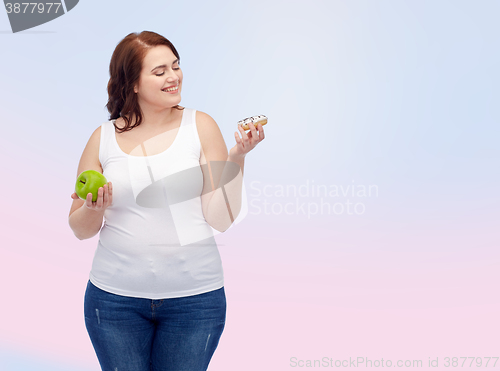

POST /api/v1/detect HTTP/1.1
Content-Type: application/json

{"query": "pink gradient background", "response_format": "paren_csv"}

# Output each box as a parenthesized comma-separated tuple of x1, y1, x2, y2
(1, 170, 498, 369)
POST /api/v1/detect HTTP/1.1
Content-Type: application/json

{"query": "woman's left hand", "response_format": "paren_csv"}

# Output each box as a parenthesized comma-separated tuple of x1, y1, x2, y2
(229, 122, 265, 159)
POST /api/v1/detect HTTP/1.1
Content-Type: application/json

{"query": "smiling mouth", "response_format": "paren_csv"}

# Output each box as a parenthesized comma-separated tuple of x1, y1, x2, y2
(162, 85, 179, 93)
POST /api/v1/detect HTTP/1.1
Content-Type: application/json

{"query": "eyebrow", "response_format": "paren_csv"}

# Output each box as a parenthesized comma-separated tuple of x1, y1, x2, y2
(151, 59, 179, 72)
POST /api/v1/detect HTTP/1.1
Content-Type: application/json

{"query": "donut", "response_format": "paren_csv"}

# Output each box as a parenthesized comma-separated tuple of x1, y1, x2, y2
(237, 114, 268, 130)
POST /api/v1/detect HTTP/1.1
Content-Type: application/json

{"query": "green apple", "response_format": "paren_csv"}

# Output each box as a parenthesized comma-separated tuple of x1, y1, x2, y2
(75, 170, 108, 202)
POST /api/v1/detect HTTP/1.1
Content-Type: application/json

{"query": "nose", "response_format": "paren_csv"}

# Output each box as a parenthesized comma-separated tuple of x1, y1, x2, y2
(166, 70, 179, 83)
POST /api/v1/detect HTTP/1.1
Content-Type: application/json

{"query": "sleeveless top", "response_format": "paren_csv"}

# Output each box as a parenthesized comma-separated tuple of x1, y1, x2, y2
(88, 107, 224, 299)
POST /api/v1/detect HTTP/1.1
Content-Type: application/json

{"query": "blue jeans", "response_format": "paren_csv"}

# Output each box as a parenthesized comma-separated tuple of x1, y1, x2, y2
(84, 280, 226, 371)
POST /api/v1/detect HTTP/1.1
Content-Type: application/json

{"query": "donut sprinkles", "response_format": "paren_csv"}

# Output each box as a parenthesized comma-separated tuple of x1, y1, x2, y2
(237, 114, 268, 130)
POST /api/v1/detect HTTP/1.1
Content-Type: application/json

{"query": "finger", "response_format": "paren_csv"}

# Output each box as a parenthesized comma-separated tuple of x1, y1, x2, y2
(96, 187, 104, 208)
(237, 124, 245, 136)
(248, 122, 257, 139)
(86, 192, 93, 208)
(108, 182, 113, 204)
(239, 125, 249, 143)
(237, 127, 247, 146)
(102, 184, 108, 206)
(258, 123, 265, 140)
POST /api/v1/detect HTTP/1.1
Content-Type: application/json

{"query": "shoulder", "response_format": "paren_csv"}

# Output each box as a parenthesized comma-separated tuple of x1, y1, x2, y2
(88, 125, 102, 147)
(76, 124, 104, 177)
(195, 110, 217, 127)
(195, 110, 228, 155)
(89, 124, 104, 157)
(83, 124, 106, 166)
(195, 110, 223, 139)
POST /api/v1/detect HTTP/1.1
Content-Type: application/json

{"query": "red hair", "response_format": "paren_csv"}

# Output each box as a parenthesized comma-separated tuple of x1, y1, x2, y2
(105, 31, 184, 133)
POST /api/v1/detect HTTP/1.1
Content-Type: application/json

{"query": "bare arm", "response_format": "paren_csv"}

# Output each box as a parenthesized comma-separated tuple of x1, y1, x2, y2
(69, 205, 105, 240)
(197, 111, 246, 232)
(68, 126, 112, 240)
(204, 154, 244, 232)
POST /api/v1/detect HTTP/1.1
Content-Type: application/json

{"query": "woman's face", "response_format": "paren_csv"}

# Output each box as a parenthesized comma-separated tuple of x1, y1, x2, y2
(134, 45, 183, 110)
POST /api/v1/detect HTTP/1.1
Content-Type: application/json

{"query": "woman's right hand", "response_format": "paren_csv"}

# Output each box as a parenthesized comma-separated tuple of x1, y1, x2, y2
(71, 182, 113, 212)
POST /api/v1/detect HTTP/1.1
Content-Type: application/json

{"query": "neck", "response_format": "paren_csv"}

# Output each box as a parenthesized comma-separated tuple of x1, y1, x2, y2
(127, 105, 180, 130)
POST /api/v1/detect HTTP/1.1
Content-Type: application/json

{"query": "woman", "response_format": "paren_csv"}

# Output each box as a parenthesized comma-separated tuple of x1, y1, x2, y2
(68, 31, 265, 371)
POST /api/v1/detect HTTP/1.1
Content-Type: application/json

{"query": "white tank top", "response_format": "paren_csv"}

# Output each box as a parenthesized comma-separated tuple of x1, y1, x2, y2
(88, 107, 224, 299)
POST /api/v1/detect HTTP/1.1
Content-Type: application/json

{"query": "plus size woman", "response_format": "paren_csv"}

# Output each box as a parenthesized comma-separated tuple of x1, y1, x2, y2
(68, 30, 265, 371)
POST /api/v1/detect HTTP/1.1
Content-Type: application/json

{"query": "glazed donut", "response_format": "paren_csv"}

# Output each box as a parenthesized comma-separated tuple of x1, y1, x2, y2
(237, 114, 268, 130)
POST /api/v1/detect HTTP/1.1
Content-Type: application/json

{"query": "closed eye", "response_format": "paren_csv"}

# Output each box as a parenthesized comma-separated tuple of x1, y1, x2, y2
(156, 68, 180, 76)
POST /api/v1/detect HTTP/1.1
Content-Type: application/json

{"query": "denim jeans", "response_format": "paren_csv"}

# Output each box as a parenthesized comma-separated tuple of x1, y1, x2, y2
(84, 280, 226, 371)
